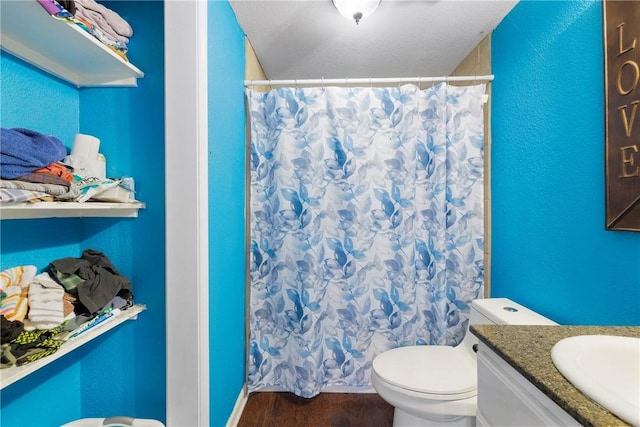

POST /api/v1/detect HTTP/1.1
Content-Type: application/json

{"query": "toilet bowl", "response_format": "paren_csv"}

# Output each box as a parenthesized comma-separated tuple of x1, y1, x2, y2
(372, 345, 477, 426)
(371, 298, 557, 427)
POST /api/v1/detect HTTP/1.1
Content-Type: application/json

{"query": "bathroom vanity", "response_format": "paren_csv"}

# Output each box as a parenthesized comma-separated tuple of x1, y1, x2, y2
(470, 325, 639, 427)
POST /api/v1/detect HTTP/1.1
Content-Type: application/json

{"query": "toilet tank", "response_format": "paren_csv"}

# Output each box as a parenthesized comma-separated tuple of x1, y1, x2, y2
(458, 298, 557, 355)
(470, 298, 557, 326)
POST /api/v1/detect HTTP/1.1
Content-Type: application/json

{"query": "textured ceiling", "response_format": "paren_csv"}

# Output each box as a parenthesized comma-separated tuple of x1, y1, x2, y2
(230, 0, 518, 80)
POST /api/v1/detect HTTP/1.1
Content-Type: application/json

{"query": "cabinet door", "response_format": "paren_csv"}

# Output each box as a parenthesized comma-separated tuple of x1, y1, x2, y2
(477, 343, 581, 427)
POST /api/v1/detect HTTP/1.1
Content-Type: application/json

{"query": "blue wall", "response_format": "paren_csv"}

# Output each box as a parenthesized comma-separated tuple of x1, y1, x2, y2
(208, 2, 247, 425)
(0, 52, 82, 270)
(0, 1, 166, 425)
(78, 1, 166, 421)
(491, 0, 640, 326)
(0, 50, 87, 427)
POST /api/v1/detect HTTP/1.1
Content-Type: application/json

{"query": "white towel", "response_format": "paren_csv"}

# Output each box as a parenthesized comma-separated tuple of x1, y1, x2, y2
(27, 272, 65, 330)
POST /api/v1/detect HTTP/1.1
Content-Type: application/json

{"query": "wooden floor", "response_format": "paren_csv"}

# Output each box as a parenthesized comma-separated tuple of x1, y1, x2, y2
(238, 392, 394, 427)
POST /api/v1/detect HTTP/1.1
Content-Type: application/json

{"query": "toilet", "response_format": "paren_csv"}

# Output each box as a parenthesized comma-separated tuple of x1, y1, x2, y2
(371, 298, 557, 427)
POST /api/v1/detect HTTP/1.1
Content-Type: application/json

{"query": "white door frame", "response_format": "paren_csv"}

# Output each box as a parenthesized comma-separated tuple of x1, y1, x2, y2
(165, 1, 209, 425)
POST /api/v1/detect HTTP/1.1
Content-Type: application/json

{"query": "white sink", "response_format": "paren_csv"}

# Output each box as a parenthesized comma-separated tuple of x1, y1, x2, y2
(551, 335, 640, 426)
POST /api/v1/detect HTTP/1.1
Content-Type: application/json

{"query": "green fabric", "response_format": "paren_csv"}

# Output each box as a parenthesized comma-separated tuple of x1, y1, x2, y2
(0, 324, 65, 368)
(50, 267, 83, 293)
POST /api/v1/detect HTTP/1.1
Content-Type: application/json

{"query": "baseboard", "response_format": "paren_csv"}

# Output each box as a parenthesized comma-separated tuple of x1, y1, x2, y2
(253, 385, 376, 393)
(226, 383, 248, 427)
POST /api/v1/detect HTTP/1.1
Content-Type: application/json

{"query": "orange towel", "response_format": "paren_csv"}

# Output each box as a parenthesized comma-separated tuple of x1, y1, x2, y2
(34, 162, 74, 182)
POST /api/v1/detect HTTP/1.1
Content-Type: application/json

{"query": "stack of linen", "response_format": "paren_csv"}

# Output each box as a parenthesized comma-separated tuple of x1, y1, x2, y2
(0, 128, 80, 203)
(36, 0, 134, 61)
(0, 127, 137, 204)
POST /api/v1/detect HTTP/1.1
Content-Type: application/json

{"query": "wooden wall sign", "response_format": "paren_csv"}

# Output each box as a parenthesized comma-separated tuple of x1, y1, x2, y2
(604, 0, 640, 231)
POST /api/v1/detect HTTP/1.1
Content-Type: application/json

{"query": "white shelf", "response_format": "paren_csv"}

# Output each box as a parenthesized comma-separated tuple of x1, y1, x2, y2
(0, 304, 146, 389)
(0, 0, 143, 87)
(0, 201, 146, 219)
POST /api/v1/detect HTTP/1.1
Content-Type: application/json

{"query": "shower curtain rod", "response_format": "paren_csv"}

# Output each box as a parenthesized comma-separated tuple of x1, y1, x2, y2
(244, 74, 494, 87)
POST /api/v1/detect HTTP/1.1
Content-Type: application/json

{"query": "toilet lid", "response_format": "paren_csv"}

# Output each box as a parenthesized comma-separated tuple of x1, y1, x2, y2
(372, 345, 477, 396)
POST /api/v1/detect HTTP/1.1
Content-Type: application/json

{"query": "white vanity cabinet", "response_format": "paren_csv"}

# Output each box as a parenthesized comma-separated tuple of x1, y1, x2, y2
(476, 341, 581, 427)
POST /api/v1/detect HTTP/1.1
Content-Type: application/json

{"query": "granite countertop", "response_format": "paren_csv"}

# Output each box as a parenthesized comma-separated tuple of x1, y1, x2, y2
(470, 325, 640, 427)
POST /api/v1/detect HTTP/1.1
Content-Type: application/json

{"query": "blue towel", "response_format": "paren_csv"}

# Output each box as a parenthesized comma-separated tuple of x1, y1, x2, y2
(0, 128, 68, 179)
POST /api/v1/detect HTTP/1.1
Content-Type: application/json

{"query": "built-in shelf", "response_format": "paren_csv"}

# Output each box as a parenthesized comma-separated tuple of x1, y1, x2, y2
(0, 201, 146, 220)
(0, 0, 143, 87)
(0, 304, 146, 390)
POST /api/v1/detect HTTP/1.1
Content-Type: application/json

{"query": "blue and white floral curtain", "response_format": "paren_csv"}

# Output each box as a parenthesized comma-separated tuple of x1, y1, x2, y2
(247, 83, 485, 398)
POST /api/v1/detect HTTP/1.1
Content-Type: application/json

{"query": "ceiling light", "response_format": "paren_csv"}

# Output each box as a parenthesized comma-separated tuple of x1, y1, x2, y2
(332, 0, 381, 25)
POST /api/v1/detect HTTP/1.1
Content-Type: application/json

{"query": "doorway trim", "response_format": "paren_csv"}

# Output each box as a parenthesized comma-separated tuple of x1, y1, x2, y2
(165, 1, 210, 425)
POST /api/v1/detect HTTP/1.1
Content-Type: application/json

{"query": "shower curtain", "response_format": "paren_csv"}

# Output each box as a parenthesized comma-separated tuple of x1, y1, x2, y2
(247, 83, 486, 398)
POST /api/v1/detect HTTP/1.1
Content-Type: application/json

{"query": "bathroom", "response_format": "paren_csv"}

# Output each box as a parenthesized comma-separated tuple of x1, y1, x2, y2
(0, 0, 638, 426)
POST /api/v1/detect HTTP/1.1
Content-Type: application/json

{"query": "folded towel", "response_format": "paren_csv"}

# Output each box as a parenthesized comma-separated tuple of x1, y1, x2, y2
(15, 162, 74, 188)
(0, 128, 67, 179)
(0, 266, 37, 322)
(74, 2, 130, 45)
(0, 179, 80, 200)
(74, 0, 132, 37)
(26, 273, 65, 330)
(0, 188, 52, 203)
